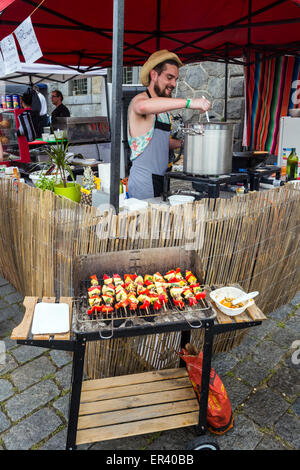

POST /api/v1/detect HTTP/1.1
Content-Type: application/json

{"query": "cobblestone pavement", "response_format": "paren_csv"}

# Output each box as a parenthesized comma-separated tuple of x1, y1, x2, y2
(0, 273, 299, 451)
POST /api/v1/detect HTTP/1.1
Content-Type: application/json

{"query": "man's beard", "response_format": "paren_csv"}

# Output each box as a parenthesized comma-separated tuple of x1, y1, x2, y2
(154, 82, 174, 98)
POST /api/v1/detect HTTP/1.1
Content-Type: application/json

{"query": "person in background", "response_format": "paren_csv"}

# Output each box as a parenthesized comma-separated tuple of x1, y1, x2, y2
(0, 141, 3, 162)
(50, 90, 70, 131)
(33, 85, 48, 136)
(127, 49, 211, 200)
(17, 92, 36, 142)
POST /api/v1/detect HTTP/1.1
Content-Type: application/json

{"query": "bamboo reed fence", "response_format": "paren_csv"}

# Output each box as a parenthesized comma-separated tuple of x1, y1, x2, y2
(1, 179, 300, 377)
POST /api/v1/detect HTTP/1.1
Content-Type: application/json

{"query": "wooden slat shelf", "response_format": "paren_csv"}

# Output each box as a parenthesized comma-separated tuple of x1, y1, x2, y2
(76, 367, 199, 446)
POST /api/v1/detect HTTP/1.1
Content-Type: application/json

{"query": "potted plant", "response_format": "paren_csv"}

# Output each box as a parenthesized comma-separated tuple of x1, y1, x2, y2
(45, 135, 81, 203)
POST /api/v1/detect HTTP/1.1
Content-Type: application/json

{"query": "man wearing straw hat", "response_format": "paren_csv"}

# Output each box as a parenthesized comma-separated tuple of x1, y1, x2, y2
(127, 49, 211, 200)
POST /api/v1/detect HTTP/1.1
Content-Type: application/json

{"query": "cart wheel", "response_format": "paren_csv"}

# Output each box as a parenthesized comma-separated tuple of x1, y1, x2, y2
(186, 435, 220, 451)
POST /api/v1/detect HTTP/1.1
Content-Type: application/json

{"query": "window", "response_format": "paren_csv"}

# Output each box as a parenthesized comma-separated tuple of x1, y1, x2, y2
(107, 66, 141, 84)
(123, 67, 133, 84)
(72, 78, 88, 95)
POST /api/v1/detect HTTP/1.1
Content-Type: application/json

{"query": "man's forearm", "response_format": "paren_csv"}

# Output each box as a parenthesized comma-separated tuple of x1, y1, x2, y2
(134, 96, 210, 116)
(135, 97, 187, 115)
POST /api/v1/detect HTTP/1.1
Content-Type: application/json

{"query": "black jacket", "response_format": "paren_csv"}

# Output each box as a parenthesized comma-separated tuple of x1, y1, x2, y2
(51, 103, 70, 130)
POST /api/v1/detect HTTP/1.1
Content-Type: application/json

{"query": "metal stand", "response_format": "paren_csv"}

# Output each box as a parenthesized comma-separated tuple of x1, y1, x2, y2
(17, 314, 262, 450)
(247, 165, 281, 191)
(163, 171, 250, 200)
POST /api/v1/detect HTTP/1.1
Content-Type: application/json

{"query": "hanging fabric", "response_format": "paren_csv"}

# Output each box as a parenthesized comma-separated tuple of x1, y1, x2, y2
(244, 53, 300, 154)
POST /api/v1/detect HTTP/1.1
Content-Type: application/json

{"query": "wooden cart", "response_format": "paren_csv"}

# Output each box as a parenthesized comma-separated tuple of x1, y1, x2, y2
(11, 290, 266, 450)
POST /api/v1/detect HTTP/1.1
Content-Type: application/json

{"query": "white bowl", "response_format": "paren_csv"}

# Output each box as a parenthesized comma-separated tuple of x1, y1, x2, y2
(29, 171, 57, 185)
(209, 286, 254, 316)
(289, 109, 300, 117)
(168, 195, 195, 206)
(42, 133, 50, 141)
(29, 169, 69, 186)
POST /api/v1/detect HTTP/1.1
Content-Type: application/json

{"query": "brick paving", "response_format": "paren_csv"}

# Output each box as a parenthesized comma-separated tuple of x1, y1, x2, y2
(0, 273, 299, 451)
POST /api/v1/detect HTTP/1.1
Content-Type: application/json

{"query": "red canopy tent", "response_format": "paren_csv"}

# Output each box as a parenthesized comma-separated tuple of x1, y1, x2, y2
(0, 0, 299, 69)
(1, 0, 300, 208)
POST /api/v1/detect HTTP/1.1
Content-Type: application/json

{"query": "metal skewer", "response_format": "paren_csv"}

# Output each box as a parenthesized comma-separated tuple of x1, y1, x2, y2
(202, 95, 210, 122)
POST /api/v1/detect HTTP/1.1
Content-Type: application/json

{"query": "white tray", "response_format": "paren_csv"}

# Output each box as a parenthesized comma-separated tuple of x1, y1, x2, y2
(31, 302, 70, 335)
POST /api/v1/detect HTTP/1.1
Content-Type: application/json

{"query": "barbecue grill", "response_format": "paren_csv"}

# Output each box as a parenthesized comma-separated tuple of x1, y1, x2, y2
(73, 247, 216, 339)
(11, 247, 267, 450)
(75, 285, 212, 337)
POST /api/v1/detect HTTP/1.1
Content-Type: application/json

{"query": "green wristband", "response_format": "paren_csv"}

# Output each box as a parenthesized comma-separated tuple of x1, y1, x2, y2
(186, 98, 191, 109)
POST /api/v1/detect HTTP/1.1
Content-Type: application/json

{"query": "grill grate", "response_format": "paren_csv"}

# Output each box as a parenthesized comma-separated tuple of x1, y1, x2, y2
(73, 273, 215, 336)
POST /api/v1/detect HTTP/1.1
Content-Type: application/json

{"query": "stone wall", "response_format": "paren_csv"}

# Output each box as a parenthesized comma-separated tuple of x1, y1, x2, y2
(174, 61, 245, 150)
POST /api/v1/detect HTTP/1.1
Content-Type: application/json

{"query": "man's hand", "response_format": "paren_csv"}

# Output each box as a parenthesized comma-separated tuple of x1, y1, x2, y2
(189, 97, 211, 113)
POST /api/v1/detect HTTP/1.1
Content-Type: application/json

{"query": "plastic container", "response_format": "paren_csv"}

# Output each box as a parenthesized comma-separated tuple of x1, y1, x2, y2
(1, 95, 6, 109)
(209, 286, 255, 316)
(168, 195, 195, 206)
(236, 183, 245, 195)
(6, 95, 12, 109)
(12, 95, 20, 109)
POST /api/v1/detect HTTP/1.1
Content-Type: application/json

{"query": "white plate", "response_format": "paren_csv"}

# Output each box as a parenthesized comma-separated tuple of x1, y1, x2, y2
(31, 302, 70, 335)
(168, 195, 195, 206)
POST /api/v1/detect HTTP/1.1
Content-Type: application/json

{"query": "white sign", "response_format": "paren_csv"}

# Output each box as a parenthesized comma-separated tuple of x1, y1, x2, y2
(14, 16, 42, 64)
(0, 34, 21, 75)
(0, 51, 5, 77)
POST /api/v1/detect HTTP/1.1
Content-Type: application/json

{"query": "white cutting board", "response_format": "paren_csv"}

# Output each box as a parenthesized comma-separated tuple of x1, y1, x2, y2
(31, 302, 70, 335)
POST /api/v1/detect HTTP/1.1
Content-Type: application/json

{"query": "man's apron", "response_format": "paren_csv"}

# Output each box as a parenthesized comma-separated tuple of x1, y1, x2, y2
(128, 91, 171, 200)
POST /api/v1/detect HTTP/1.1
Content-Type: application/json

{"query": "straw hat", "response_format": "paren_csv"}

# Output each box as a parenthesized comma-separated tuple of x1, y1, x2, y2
(140, 49, 183, 86)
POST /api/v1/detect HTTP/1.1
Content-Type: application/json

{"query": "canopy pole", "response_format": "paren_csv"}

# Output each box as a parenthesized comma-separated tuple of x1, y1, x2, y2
(156, 0, 161, 49)
(247, 0, 252, 66)
(110, 0, 124, 213)
(224, 44, 228, 122)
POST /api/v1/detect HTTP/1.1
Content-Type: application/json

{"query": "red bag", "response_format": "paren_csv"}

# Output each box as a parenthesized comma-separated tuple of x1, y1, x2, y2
(179, 344, 234, 435)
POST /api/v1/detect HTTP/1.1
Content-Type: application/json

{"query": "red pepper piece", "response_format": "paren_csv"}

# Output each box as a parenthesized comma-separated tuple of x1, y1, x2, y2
(138, 288, 149, 295)
(173, 299, 184, 309)
(153, 300, 162, 310)
(115, 299, 129, 309)
(189, 283, 199, 288)
(158, 294, 167, 304)
(87, 305, 102, 315)
(129, 302, 138, 310)
(188, 297, 198, 306)
(140, 300, 150, 310)
(195, 291, 206, 300)
(101, 305, 114, 314)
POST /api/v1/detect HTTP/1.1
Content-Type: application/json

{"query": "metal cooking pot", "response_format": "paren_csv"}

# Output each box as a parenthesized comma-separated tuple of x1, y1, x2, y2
(183, 122, 235, 176)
